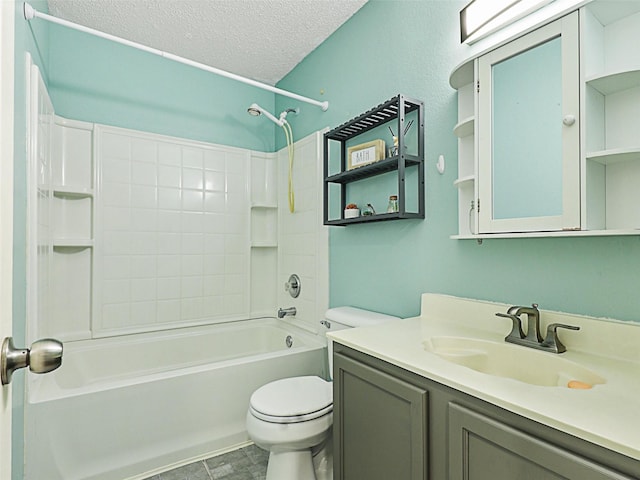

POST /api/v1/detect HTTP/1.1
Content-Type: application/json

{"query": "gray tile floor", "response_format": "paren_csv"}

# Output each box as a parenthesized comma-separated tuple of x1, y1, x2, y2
(144, 444, 268, 480)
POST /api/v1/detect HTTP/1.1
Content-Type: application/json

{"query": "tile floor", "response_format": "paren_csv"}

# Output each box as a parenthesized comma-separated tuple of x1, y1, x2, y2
(144, 444, 268, 480)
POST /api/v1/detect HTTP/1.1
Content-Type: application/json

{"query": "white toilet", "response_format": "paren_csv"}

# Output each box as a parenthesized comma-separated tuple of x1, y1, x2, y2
(246, 307, 400, 480)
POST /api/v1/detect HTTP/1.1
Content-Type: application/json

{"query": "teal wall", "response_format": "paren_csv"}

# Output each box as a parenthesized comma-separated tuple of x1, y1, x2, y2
(47, 24, 276, 152)
(13, 2, 49, 477)
(20, 1, 640, 347)
(277, 0, 640, 323)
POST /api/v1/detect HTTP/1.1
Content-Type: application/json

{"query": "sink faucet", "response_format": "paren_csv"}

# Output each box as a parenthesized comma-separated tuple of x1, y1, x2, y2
(509, 304, 543, 343)
(277, 307, 296, 319)
(496, 304, 579, 354)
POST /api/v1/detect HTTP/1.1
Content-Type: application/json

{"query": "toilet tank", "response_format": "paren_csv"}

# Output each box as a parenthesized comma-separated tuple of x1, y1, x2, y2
(323, 306, 400, 380)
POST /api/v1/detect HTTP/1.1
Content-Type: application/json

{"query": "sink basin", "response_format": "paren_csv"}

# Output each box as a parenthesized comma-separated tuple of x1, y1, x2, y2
(423, 336, 605, 388)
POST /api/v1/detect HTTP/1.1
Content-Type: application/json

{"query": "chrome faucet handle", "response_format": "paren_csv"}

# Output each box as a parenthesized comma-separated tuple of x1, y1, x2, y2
(541, 323, 580, 354)
(496, 312, 524, 340)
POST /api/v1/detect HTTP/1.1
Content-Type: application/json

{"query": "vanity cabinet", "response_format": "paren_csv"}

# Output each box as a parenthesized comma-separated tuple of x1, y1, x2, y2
(451, 1, 640, 238)
(333, 344, 640, 480)
(323, 94, 425, 226)
(333, 352, 428, 480)
(449, 404, 632, 480)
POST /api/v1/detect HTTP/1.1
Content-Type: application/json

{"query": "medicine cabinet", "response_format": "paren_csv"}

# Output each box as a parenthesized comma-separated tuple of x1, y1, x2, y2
(479, 13, 579, 234)
(451, 1, 640, 238)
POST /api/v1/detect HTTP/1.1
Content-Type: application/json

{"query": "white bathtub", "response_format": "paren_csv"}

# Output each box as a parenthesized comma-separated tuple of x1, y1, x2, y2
(24, 318, 326, 480)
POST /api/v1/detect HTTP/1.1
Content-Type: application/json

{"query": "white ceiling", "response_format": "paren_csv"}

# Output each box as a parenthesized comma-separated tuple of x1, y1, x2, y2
(47, 0, 368, 85)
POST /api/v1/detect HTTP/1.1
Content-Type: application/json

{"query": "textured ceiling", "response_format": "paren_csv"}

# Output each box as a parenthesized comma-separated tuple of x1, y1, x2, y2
(46, 0, 368, 85)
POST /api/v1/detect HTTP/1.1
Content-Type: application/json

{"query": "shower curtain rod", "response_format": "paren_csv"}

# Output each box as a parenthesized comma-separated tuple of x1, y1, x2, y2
(23, 2, 329, 111)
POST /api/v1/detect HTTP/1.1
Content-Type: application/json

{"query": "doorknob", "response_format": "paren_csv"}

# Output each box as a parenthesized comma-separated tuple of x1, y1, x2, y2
(1, 337, 63, 385)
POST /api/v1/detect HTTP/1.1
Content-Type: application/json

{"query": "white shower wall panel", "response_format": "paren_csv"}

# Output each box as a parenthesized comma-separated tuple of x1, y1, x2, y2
(95, 126, 251, 336)
(277, 132, 328, 335)
(52, 119, 93, 189)
(29, 72, 326, 342)
(28, 62, 54, 343)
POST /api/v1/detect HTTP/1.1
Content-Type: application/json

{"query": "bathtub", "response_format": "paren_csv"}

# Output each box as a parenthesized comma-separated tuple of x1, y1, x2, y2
(24, 318, 327, 480)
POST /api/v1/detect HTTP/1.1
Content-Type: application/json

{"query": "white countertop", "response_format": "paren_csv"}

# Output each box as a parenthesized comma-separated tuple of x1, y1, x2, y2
(327, 293, 640, 461)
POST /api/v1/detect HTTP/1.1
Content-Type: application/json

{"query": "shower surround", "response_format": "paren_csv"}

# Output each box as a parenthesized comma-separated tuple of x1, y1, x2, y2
(24, 59, 328, 479)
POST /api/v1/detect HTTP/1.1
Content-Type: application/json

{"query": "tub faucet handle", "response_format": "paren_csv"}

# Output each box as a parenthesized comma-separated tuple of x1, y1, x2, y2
(284, 274, 301, 298)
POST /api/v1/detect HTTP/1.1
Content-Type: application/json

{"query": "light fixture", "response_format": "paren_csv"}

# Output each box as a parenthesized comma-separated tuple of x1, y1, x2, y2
(460, 0, 554, 43)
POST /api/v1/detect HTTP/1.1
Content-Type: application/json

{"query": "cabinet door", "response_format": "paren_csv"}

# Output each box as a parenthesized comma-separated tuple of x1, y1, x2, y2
(477, 12, 580, 233)
(449, 403, 634, 480)
(333, 353, 428, 480)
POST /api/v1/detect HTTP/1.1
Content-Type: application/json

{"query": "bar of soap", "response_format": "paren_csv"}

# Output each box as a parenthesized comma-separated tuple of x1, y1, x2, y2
(567, 380, 592, 389)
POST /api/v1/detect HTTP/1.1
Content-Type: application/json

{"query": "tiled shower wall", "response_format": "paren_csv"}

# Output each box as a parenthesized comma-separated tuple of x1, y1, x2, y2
(276, 132, 329, 335)
(95, 127, 251, 335)
(28, 64, 327, 341)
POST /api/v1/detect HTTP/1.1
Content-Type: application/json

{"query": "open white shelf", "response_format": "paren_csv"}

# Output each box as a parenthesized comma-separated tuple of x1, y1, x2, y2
(451, 228, 640, 240)
(251, 204, 277, 209)
(586, 147, 640, 165)
(586, 69, 640, 95)
(453, 116, 474, 138)
(53, 238, 94, 248)
(453, 175, 476, 188)
(53, 185, 94, 198)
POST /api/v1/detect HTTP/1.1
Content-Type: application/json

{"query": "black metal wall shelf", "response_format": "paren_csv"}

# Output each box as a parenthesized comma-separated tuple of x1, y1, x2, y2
(326, 155, 422, 184)
(325, 211, 424, 226)
(323, 94, 425, 226)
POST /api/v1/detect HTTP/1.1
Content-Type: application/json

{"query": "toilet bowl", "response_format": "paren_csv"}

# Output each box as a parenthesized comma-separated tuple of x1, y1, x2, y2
(246, 376, 333, 480)
(246, 307, 400, 480)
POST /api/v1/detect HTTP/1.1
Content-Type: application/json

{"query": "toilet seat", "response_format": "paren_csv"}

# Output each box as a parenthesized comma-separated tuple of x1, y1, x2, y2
(249, 376, 333, 424)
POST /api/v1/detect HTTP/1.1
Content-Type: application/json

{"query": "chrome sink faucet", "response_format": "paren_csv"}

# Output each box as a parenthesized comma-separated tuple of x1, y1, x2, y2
(496, 303, 579, 354)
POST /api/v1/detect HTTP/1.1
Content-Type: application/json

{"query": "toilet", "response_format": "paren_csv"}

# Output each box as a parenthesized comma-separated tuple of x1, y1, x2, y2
(246, 307, 400, 480)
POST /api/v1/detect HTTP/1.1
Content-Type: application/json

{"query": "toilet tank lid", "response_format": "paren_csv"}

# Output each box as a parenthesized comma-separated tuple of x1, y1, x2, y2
(325, 306, 400, 327)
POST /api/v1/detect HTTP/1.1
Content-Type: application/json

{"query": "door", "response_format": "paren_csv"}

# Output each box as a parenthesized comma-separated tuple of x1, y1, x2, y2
(449, 403, 634, 480)
(333, 352, 428, 480)
(477, 12, 580, 233)
(0, 1, 15, 479)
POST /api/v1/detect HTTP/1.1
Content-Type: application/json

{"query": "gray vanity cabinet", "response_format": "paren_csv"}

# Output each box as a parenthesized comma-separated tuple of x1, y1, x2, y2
(333, 344, 640, 480)
(333, 352, 428, 480)
(449, 403, 633, 480)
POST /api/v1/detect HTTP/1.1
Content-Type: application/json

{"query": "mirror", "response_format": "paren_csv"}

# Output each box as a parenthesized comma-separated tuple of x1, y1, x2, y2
(492, 36, 563, 220)
(477, 13, 580, 233)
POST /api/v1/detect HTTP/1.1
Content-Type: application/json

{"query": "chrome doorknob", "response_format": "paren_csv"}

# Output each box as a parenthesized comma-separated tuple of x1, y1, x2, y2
(1, 337, 63, 385)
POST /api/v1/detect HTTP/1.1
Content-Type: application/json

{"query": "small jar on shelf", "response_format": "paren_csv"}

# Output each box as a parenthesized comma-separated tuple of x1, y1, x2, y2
(387, 195, 399, 213)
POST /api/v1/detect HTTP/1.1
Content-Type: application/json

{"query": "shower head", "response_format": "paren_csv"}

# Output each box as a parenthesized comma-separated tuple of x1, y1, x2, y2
(247, 103, 284, 126)
(247, 104, 262, 116)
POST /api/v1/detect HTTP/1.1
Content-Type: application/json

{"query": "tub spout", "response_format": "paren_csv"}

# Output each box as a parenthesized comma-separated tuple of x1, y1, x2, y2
(277, 307, 296, 319)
